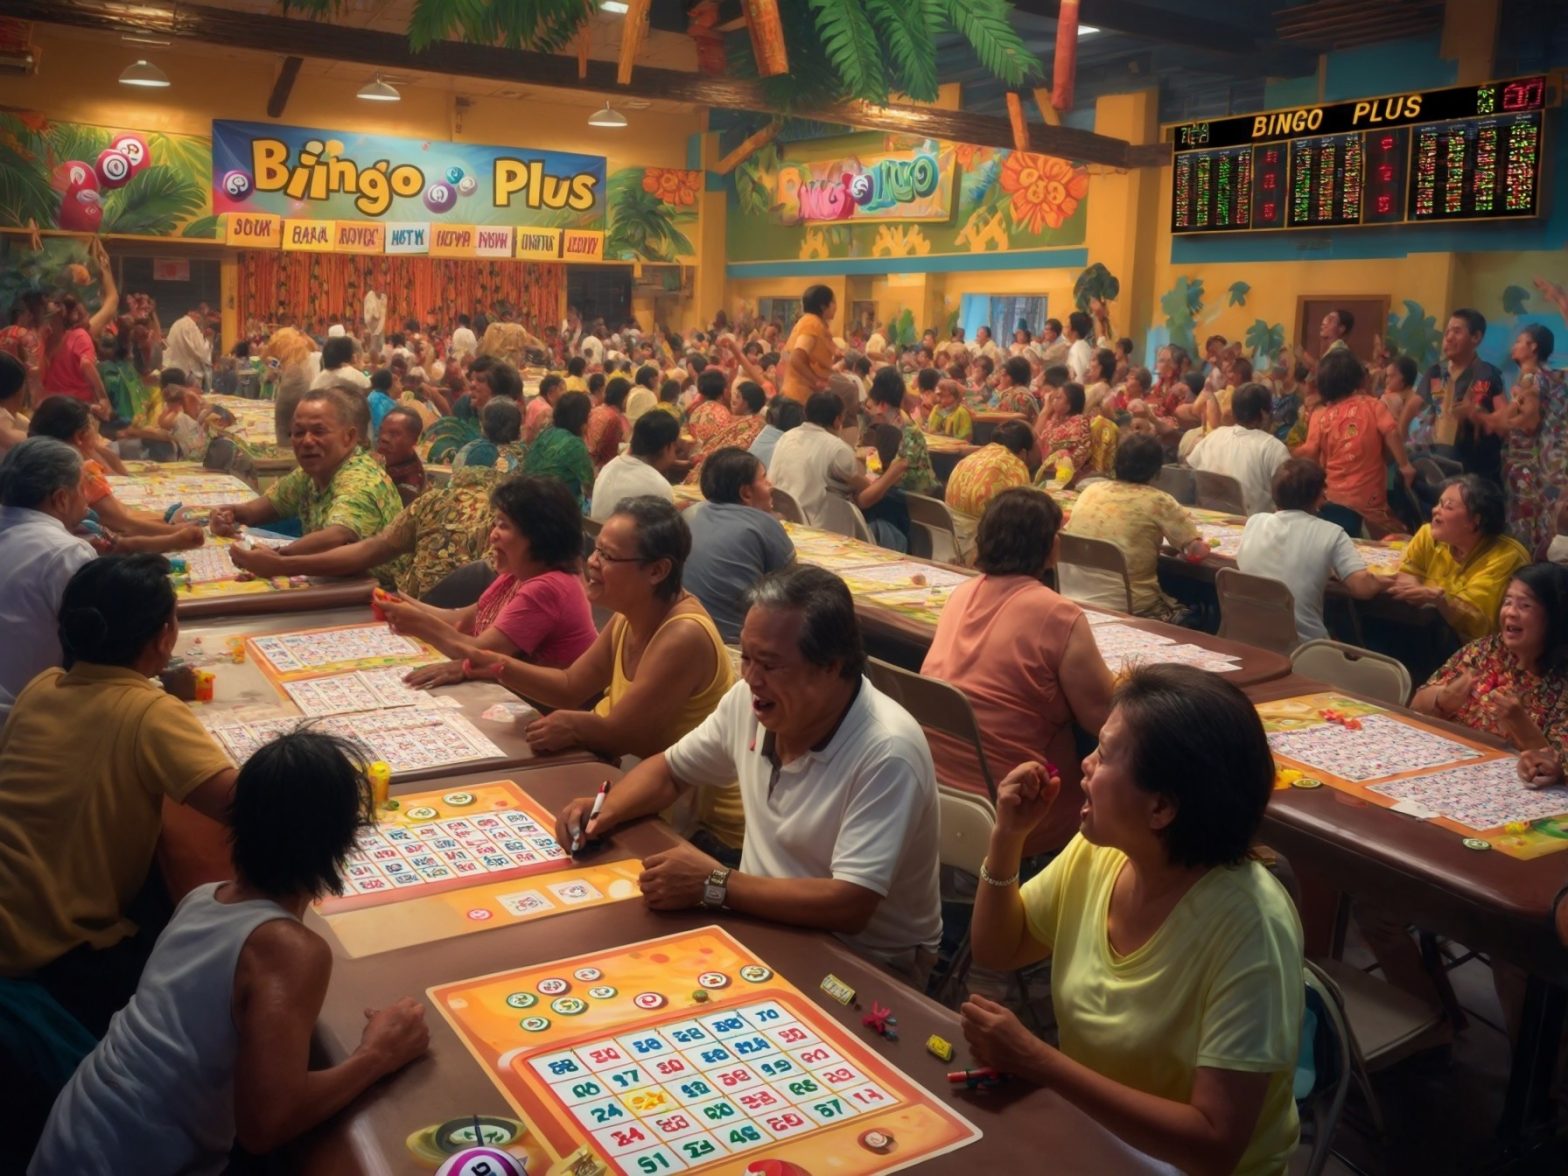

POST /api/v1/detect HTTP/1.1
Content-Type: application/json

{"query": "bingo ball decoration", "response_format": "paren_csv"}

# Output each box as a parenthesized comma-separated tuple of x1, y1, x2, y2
(445, 165, 465, 185)
(423, 181, 457, 213)
(457, 175, 478, 197)
(222, 169, 254, 201)
(59, 189, 103, 232)
(434, 1147, 526, 1176)
(51, 160, 97, 195)
(95, 148, 134, 189)
(109, 133, 151, 175)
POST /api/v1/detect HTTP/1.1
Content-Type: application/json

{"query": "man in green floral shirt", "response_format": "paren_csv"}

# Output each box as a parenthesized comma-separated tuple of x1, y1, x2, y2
(211, 387, 405, 584)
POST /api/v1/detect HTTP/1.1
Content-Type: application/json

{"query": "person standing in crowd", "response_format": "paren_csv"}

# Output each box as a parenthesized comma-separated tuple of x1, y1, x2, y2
(1425, 308, 1505, 486)
(780, 285, 837, 406)
(362, 283, 386, 359)
(161, 306, 212, 391)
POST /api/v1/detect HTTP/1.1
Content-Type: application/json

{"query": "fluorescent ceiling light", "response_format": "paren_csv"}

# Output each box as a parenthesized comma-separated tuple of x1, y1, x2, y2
(358, 74, 401, 102)
(602, 1, 630, 13)
(119, 59, 170, 87)
(588, 101, 628, 128)
(121, 35, 172, 47)
(1079, 24, 1101, 35)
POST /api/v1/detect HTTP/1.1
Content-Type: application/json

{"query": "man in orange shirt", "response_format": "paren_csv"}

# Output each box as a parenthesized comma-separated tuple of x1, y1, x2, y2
(779, 285, 838, 405)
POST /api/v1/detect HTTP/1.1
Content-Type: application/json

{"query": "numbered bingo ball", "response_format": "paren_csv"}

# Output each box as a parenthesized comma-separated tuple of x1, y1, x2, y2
(457, 175, 478, 197)
(221, 169, 254, 200)
(423, 181, 457, 213)
(434, 1147, 526, 1176)
(445, 165, 465, 185)
(109, 133, 151, 174)
(51, 160, 98, 195)
(59, 189, 103, 232)
(96, 148, 134, 189)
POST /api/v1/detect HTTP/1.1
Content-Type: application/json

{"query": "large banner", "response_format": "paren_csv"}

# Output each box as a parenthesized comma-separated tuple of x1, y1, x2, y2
(211, 120, 607, 255)
(774, 144, 957, 226)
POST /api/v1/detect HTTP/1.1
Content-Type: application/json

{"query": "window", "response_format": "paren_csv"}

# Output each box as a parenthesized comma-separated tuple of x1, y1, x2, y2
(959, 293, 1050, 344)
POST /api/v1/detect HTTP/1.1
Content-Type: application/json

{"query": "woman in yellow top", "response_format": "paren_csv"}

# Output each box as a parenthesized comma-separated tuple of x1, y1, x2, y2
(962, 665, 1304, 1176)
(779, 285, 837, 405)
(463, 496, 743, 860)
(1388, 474, 1529, 642)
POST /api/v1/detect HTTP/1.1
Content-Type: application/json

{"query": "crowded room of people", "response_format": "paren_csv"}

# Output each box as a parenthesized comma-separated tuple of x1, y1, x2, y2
(4, 1, 1568, 1172)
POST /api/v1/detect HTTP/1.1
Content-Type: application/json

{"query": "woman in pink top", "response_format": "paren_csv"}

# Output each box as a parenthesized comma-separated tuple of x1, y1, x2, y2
(922, 487, 1116, 858)
(384, 476, 599, 682)
(1293, 348, 1416, 539)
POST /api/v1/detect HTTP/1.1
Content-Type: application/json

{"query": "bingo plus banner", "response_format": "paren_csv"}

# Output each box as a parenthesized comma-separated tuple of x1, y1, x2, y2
(773, 144, 957, 226)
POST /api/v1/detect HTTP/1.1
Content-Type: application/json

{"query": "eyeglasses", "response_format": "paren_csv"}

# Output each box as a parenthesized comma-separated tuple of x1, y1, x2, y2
(591, 545, 648, 564)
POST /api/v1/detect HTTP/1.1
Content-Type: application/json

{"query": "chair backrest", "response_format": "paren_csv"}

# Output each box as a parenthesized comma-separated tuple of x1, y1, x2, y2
(1298, 961, 1353, 1176)
(1193, 469, 1248, 516)
(1215, 566, 1299, 654)
(905, 492, 961, 565)
(581, 515, 603, 539)
(769, 486, 806, 525)
(846, 501, 875, 544)
(1291, 638, 1412, 706)
(1088, 414, 1118, 474)
(420, 559, 499, 609)
(938, 790, 997, 877)
(867, 656, 997, 801)
(1154, 463, 1196, 505)
(1056, 532, 1134, 614)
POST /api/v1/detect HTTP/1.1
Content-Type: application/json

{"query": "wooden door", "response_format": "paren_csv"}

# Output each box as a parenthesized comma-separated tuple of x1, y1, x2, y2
(1295, 295, 1390, 362)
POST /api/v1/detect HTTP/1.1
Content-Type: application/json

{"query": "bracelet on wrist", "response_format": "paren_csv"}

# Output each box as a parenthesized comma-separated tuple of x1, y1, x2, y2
(979, 858, 1020, 888)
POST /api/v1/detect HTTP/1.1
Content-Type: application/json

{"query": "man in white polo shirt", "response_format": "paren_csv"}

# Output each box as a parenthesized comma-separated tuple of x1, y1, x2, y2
(767, 391, 905, 533)
(554, 564, 942, 979)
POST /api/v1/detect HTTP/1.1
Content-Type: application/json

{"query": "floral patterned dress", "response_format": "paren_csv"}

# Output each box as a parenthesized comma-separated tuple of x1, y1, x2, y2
(1424, 634, 1568, 761)
(1037, 413, 1092, 475)
(1503, 367, 1568, 559)
(686, 398, 734, 446)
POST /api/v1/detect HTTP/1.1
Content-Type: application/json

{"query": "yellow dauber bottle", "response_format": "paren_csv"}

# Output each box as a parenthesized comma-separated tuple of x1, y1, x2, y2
(368, 760, 392, 810)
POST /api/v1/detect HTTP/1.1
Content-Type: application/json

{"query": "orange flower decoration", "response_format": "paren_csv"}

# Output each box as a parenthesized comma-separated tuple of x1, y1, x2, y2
(999, 152, 1088, 234)
(953, 143, 991, 171)
(642, 167, 701, 207)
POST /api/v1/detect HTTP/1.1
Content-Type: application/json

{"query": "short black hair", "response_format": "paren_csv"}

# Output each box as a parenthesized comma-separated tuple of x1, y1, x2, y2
(1114, 432, 1164, 484)
(604, 376, 632, 410)
(916, 367, 941, 393)
(630, 408, 680, 457)
(1450, 307, 1486, 337)
(457, 313, 471, 327)
(588, 372, 606, 395)
(976, 487, 1062, 579)
(1391, 355, 1418, 389)
(0, 352, 24, 402)
(735, 381, 766, 414)
(1044, 317, 1062, 334)
(658, 378, 682, 405)
(767, 397, 804, 431)
(383, 405, 423, 438)
(567, 356, 587, 376)
(1068, 311, 1093, 339)
(1444, 474, 1506, 537)
(1229, 356, 1254, 383)
(370, 368, 395, 393)
(993, 420, 1034, 455)
(59, 554, 174, 668)
(538, 373, 565, 400)
(1272, 457, 1325, 511)
(1114, 664, 1275, 869)
(492, 475, 584, 571)
(481, 397, 522, 444)
(1232, 381, 1270, 426)
(746, 564, 866, 681)
(802, 284, 834, 317)
(805, 390, 844, 429)
(1061, 382, 1086, 415)
(553, 390, 592, 435)
(487, 362, 523, 400)
(159, 367, 188, 390)
(701, 447, 764, 505)
(1316, 348, 1365, 403)
(868, 367, 906, 409)
(1042, 364, 1071, 388)
(1511, 563, 1568, 676)
(468, 354, 496, 377)
(1181, 371, 1205, 399)
(230, 730, 372, 898)
(697, 368, 728, 401)
(28, 395, 92, 444)
(1331, 308, 1355, 334)
(1519, 323, 1555, 363)
(635, 364, 659, 389)
(1093, 348, 1116, 382)
(613, 495, 691, 600)
(321, 336, 356, 370)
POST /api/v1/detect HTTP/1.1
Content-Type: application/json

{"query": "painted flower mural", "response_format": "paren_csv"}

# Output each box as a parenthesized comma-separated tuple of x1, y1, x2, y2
(641, 167, 701, 207)
(999, 152, 1088, 235)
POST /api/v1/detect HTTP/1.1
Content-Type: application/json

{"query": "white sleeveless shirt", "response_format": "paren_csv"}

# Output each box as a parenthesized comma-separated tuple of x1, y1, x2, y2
(31, 883, 296, 1176)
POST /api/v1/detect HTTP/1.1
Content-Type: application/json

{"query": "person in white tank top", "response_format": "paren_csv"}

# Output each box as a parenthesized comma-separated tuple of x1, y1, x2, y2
(31, 731, 429, 1174)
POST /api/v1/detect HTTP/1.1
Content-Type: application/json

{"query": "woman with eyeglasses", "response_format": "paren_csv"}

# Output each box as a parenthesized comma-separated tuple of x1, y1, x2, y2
(457, 496, 744, 862)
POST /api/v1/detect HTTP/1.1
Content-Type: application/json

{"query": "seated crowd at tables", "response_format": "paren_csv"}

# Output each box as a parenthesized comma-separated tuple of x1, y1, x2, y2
(2, 273, 1568, 1174)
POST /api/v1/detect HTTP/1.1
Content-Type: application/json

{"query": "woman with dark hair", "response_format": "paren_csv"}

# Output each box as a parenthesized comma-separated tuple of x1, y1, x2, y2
(1062, 432, 1208, 620)
(963, 665, 1303, 1175)
(684, 379, 768, 485)
(780, 284, 837, 405)
(375, 475, 598, 676)
(0, 555, 236, 1035)
(42, 240, 118, 415)
(32, 732, 428, 1172)
(585, 375, 630, 469)
(1084, 348, 1118, 418)
(685, 368, 734, 446)
(1389, 474, 1529, 641)
(0, 291, 50, 405)
(1483, 323, 1565, 558)
(459, 497, 742, 854)
(1034, 380, 1092, 483)
(523, 389, 595, 501)
(923, 488, 1113, 857)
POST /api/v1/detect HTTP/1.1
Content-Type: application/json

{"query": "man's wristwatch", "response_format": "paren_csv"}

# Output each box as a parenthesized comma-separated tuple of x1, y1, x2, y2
(700, 867, 731, 910)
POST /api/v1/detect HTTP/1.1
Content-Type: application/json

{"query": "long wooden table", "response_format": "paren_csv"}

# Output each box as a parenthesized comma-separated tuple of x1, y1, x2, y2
(284, 762, 1175, 1175)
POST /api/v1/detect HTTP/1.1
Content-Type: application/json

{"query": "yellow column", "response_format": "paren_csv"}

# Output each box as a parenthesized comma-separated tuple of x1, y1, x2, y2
(1086, 88, 1160, 344)
(220, 253, 239, 346)
(693, 126, 728, 334)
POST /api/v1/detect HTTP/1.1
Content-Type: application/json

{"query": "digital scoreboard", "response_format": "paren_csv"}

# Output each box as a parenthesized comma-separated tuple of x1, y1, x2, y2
(1169, 76, 1548, 234)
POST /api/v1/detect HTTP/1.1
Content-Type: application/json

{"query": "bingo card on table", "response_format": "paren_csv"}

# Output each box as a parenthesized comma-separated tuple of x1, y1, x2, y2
(247, 621, 440, 680)
(1259, 693, 1568, 859)
(313, 780, 641, 957)
(431, 927, 980, 1175)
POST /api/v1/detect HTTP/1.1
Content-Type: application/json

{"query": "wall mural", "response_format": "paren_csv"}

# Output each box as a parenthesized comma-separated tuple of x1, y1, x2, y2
(727, 135, 1088, 262)
(604, 167, 700, 263)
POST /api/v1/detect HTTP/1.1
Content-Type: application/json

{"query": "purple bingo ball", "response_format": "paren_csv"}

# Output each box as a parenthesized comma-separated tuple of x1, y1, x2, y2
(445, 165, 465, 185)
(221, 169, 254, 201)
(434, 1147, 526, 1176)
(457, 175, 478, 197)
(423, 181, 457, 213)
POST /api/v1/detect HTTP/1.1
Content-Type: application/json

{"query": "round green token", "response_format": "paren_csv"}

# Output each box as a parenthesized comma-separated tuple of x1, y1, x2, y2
(1291, 777, 1324, 790)
(587, 985, 618, 999)
(1462, 837, 1492, 852)
(691, 989, 710, 1003)
(505, 992, 538, 1009)
(551, 997, 587, 1016)
(739, 965, 773, 983)
(442, 792, 475, 806)
(406, 806, 439, 820)
(519, 1015, 551, 1031)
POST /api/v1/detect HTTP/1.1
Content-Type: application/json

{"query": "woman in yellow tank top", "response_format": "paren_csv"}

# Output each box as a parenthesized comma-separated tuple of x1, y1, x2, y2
(459, 496, 744, 856)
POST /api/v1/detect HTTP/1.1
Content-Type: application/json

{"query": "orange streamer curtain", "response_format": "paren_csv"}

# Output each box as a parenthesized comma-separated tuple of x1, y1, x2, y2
(236, 252, 565, 333)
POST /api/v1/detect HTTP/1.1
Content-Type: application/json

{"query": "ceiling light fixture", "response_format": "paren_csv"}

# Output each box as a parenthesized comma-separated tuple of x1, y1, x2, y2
(357, 74, 401, 102)
(118, 59, 170, 87)
(121, 35, 172, 47)
(588, 100, 628, 128)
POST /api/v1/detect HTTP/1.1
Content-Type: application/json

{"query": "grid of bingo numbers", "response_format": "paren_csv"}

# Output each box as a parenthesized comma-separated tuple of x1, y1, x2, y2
(341, 808, 567, 898)
(525, 998, 898, 1173)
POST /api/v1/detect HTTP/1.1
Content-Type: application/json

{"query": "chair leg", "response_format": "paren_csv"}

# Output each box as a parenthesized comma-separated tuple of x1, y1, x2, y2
(1418, 932, 1468, 1032)
(934, 934, 973, 1008)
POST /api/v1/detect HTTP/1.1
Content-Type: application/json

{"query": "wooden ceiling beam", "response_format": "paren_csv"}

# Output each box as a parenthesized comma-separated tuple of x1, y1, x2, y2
(17, 0, 1165, 167)
(265, 54, 303, 119)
